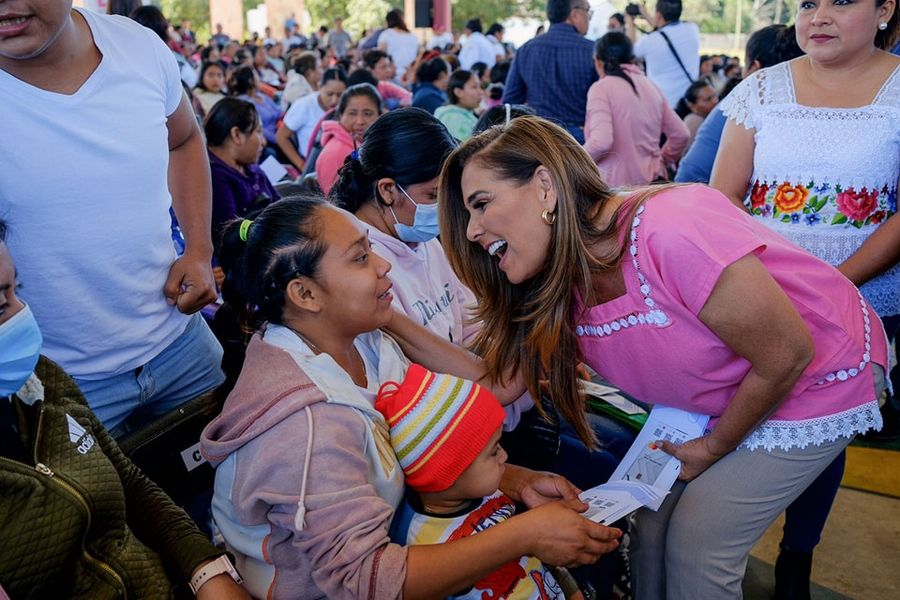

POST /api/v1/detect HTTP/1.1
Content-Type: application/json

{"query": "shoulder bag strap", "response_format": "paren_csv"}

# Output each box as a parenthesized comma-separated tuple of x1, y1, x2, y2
(657, 29, 694, 84)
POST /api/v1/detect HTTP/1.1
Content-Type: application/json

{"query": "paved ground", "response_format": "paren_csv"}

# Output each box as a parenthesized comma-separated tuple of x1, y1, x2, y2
(745, 487, 900, 599)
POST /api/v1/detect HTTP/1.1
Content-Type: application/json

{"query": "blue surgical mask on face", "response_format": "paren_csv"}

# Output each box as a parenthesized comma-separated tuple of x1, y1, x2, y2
(0, 304, 43, 398)
(389, 184, 440, 243)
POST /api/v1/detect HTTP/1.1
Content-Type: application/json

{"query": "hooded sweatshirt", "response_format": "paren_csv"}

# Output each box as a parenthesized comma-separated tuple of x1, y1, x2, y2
(201, 325, 409, 600)
(316, 120, 356, 197)
(368, 227, 533, 428)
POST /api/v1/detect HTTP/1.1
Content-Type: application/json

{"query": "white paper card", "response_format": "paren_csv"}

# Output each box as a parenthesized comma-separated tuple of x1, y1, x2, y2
(260, 156, 288, 185)
(609, 406, 710, 509)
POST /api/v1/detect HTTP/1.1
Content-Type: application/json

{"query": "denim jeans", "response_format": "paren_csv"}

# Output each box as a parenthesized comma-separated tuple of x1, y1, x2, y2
(76, 313, 224, 436)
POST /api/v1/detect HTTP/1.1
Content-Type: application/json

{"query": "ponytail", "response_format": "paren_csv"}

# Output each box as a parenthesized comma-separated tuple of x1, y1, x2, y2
(594, 32, 638, 96)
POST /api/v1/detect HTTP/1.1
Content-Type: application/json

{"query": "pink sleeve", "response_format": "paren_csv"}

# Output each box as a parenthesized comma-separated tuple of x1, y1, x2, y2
(642, 186, 768, 315)
(583, 82, 615, 161)
(660, 93, 690, 164)
(378, 81, 413, 106)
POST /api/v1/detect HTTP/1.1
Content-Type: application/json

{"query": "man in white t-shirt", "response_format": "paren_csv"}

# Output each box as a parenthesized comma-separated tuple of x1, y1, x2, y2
(458, 18, 497, 70)
(627, 0, 700, 107)
(0, 1, 224, 435)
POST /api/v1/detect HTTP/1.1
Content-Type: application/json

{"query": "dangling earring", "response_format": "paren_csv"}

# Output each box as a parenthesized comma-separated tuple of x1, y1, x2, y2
(541, 209, 557, 225)
(878, 22, 888, 31)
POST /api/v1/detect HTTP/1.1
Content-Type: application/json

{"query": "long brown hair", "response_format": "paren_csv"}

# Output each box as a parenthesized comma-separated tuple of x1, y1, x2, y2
(438, 117, 653, 446)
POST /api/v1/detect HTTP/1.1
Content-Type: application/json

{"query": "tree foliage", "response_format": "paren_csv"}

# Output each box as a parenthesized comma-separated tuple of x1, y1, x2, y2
(450, 0, 546, 31)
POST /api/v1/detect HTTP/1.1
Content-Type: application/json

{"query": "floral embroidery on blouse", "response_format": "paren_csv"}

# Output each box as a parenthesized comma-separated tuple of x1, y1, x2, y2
(747, 180, 896, 228)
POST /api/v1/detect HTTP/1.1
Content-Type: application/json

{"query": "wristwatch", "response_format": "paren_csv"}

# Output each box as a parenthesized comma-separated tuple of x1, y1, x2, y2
(189, 555, 243, 594)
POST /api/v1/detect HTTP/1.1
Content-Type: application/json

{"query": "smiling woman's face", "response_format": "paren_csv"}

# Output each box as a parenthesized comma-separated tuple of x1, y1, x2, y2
(460, 161, 555, 284)
(0, 0, 73, 63)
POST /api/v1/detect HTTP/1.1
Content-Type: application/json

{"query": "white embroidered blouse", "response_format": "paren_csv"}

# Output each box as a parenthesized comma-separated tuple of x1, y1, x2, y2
(719, 60, 900, 318)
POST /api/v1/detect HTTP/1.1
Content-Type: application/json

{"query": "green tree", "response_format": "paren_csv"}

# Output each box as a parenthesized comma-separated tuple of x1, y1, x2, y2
(305, 0, 396, 38)
(450, 0, 545, 31)
(157, 0, 212, 41)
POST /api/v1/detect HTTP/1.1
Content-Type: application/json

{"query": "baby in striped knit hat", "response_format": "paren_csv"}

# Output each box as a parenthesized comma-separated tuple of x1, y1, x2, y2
(377, 363, 569, 600)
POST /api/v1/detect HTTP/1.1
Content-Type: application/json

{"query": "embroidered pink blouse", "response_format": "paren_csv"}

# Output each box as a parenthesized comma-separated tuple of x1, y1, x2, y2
(573, 186, 887, 451)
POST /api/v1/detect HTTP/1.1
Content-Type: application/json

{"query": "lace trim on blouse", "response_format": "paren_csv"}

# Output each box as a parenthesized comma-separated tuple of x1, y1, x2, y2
(740, 401, 882, 452)
(574, 200, 885, 452)
(574, 205, 671, 339)
(719, 61, 900, 193)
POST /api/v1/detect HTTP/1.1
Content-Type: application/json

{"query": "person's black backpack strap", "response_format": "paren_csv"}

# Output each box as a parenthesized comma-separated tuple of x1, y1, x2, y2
(657, 29, 694, 84)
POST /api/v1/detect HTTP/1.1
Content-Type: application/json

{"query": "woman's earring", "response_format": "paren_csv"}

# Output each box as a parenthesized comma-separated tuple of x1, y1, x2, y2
(879, 22, 888, 30)
(541, 209, 557, 226)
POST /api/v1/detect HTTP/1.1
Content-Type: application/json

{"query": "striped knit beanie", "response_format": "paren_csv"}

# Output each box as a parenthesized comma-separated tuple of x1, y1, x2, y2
(375, 363, 506, 493)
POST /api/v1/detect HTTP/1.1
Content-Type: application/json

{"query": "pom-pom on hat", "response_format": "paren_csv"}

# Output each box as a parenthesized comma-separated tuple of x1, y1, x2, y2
(376, 364, 506, 493)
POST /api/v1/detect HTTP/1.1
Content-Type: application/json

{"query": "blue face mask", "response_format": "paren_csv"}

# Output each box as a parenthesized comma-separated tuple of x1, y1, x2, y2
(389, 184, 440, 243)
(0, 304, 43, 398)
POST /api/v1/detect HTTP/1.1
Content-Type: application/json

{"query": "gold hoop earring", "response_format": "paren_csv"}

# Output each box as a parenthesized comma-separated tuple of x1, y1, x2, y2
(541, 209, 557, 225)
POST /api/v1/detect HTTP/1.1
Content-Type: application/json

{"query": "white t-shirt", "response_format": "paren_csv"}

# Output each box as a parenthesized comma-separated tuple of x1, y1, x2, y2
(282, 92, 326, 158)
(634, 21, 700, 107)
(458, 32, 497, 70)
(0, 8, 190, 379)
(377, 28, 420, 79)
(427, 31, 453, 51)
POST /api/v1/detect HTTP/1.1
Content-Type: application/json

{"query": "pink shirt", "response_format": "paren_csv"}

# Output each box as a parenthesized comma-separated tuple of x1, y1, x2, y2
(573, 186, 887, 451)
(583, 64, 689, 187)
(316, 120, 355, 197)
(377, 81, 413, 107)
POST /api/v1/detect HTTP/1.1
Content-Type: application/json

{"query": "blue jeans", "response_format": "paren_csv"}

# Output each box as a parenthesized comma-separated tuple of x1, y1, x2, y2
(76, 313, 225, 436)
(502, 406, 636, 490)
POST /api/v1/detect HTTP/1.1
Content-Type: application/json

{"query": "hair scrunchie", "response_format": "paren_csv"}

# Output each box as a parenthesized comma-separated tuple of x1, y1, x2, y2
(239, 218, 253, 242)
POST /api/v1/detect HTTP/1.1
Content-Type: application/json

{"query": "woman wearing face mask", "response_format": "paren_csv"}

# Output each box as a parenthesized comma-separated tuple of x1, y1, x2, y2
(0, 220, 249, 600)
(316, 84, 383, 196)
(277, 67, 349, 172)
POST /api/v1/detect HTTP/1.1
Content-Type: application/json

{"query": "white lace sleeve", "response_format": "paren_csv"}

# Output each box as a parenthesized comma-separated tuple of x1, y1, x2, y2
(718, 72, 762, 130)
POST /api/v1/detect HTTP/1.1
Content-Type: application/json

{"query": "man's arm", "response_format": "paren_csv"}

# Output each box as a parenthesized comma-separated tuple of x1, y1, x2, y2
(165, 90, 218, 313)
(501, 51, 527, 104)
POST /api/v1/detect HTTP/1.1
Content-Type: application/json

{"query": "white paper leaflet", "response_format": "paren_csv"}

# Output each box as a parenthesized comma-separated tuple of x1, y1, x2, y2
(579, 406, 710, 523)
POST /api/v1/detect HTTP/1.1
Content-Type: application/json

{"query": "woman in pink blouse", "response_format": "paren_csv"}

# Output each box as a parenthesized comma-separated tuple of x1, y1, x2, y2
(430, 117, 888, 599)
(583, 32, 689, 186)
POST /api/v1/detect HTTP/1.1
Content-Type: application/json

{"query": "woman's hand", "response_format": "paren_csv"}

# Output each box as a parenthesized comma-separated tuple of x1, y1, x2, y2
(520, 499, 622, 567)
(657, 435, 729, 481)
(501, 464, 580, 508)
(519, 470, 581, 509)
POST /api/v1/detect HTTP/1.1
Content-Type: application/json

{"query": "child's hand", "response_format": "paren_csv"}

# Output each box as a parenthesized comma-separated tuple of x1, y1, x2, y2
(522, 499, 622, 567)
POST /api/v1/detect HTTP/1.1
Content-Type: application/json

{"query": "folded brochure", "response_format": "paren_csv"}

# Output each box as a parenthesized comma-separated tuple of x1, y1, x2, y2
(579, 406, 710, 524)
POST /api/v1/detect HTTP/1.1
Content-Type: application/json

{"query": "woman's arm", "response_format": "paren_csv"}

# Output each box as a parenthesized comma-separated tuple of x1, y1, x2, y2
(709, 119, 757, 212)
(404, 500, 621, 599)
(660, 100, 691, 165)
(659, 253, 815, 479)
(384, 310, 526, 404)
(583, 84, 615, 162)
(837, 209, 900, 287)
(275, 124, 305, 171)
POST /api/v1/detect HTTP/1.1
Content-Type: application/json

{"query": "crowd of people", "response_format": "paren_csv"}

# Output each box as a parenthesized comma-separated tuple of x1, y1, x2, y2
(1, 0, 898, 599)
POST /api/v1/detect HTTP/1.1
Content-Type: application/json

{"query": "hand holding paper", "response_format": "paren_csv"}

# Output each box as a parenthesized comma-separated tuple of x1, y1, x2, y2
(578, 406, 711, 524)
(656, 435, 727, 481)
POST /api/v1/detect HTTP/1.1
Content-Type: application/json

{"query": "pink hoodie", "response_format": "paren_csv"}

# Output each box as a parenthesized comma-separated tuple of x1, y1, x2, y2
(316, 120, 355, 197)
(201, 331, 408, 599)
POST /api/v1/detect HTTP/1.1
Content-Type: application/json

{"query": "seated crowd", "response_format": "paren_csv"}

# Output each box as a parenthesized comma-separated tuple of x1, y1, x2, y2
(0, 0, 898, 599)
